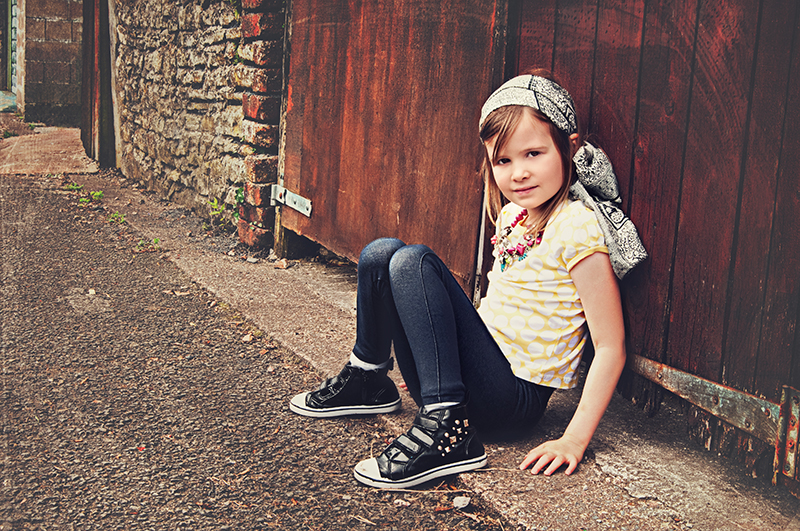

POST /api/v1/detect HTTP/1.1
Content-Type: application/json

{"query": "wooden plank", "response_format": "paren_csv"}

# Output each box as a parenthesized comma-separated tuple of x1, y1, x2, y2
(282, 0, 500, 288)
(757, 4, 800, 396)
(723, 0, 797, 400)
(665, 0, 758, 380)
(589, 0, 644, 211)
(552, 0, 598, 130)
(515, 0, 556, 72)
(623, 0, 698, 363)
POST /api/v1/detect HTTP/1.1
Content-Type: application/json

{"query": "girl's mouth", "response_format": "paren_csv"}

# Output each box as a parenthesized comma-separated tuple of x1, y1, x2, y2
(514, 186, 537, 195)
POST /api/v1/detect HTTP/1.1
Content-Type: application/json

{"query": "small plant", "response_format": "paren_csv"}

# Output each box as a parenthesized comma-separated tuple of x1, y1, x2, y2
(136, 237, 162, 253)
(3, 131, 17, 138)
(65, 182, 84, 192)
(209, 197, 225, 218)
(91, 190, 104, 202)
(233, 186, 244, 221)
(78, 197, 91, 205)
(107, 212, 126, 224)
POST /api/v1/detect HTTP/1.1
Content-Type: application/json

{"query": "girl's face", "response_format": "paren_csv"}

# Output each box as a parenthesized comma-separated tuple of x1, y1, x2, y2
(484, 110, 565, 220)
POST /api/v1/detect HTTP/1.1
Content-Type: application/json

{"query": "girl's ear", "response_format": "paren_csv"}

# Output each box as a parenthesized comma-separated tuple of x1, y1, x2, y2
(569, 133, 580, 156)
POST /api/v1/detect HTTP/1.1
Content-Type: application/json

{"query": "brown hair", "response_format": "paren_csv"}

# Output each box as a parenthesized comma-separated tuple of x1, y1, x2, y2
(479, 69, 582, 232)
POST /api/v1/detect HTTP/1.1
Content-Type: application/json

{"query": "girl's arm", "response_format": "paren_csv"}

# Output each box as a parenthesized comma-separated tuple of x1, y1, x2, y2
(520, 251, 627, 475)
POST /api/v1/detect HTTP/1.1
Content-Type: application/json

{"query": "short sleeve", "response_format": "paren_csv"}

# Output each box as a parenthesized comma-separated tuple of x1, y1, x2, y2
(560, 203, 608, 271)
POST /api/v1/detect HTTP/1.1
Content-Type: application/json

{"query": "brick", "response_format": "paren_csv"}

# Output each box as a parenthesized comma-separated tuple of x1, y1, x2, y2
(26, 41, 81, 62)
(242, 12, 283, 39)
(69, 0, 84, 21)
(237, 41, 282, 67)
(45, 62, 71, 84)
(242, 93, 280, 123)
(243, 181, 272, 206)
(28, 0, 69, 18)
(28, 19, 46, 40)
(244, 154, 278, 183)
(242, 0, 285, 12)
(237, 218, 272, 248)
(46, 20, 73, 42)
(27, 61, 45, 84)
(241, 121, 278, 150)
(252, 68, 282, 93)
(239, 203, 274, 227)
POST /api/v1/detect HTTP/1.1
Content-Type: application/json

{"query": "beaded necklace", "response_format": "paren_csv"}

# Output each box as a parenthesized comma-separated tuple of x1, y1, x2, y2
(490, 209, 544, 272)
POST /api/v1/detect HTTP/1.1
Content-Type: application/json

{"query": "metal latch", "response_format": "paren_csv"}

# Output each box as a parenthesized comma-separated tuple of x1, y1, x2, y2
(270, 184, 312, 217)
(775, 386, 800, 484)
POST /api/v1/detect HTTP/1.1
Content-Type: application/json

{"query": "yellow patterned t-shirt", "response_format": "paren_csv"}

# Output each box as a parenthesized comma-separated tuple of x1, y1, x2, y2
(477, 200, 608, 389)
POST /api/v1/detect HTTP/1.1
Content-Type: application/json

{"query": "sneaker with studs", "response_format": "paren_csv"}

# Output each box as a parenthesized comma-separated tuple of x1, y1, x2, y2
(289, 361, 401, 418)
(353, 403, 487, 489)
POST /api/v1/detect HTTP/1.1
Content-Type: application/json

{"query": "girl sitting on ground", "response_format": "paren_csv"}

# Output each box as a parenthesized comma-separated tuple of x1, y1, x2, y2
(289, 69, 646, 489)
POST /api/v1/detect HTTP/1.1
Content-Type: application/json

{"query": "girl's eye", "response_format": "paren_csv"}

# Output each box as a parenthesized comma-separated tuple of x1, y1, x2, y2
(527, 151, 541, 157)
(494, 158, 510, 166)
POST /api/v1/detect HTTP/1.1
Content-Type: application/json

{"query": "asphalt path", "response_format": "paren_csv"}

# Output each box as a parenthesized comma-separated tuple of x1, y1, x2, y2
(0, 172, 506, 530)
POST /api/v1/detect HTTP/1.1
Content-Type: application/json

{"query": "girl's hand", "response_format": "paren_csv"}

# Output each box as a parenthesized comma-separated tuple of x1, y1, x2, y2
(520, 434, 585, 476)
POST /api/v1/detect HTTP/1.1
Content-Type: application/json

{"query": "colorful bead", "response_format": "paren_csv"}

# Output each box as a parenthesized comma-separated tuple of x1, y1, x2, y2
(494, 209, 544, 271)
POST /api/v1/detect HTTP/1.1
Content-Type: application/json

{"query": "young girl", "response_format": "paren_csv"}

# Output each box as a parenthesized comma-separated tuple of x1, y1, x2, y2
(289, 70, 643, 489)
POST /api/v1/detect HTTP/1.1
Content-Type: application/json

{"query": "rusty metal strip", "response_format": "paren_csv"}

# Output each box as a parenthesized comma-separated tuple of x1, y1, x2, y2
(774, 386, 800, 482)
(629, 355, 780, 445)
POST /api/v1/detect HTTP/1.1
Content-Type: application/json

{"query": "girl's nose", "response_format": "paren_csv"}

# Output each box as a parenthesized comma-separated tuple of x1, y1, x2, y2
(512, 165, 530, 181)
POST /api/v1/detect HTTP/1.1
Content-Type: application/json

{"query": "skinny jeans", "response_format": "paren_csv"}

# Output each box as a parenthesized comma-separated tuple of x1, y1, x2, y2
(352, 238, 554, 433)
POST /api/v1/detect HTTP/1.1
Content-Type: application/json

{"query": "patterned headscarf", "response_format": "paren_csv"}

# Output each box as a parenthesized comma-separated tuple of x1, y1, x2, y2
(480, 75, 648, 279)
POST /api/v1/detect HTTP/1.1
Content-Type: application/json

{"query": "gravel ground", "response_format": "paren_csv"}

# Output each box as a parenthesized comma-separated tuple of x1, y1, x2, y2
(0, 173, 508, 530)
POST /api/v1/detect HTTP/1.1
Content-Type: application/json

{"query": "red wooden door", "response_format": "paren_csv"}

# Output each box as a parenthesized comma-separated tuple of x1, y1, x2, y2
(515, 0, 800, 482)
(281, 0, 508, 289)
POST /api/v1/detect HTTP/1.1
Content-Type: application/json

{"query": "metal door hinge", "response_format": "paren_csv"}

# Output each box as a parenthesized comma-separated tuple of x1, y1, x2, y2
(270, 184, 312, 217)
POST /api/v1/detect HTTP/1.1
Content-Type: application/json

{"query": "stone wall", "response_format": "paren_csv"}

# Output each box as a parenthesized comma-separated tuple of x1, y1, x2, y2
(113, 0, 285, 233)
(24, 0, 82, 125)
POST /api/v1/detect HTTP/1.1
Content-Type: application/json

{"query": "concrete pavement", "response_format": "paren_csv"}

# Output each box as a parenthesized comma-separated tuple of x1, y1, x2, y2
(3, 125, 799, 530)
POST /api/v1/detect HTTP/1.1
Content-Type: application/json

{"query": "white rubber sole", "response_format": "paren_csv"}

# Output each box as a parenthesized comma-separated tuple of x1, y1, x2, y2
(289, 392, 402, 418)
(353, 453, 488, 489)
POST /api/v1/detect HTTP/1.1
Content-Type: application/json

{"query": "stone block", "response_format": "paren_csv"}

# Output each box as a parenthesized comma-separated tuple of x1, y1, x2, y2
(73, 21, 82, 41)
(242, 93, 280, 123)
(244, 154, 278, 183)
(237, 218, 272, 248)
(200, 27, 227, 46)
(237, 41, 282, 67)
(46, 20, 73, 42)
(242, 12, 284, 39)
(241, 120, 277, 149)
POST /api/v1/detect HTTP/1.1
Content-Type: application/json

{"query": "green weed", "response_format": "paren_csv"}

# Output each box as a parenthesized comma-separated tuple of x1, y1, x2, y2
(107, 212, 126, 224)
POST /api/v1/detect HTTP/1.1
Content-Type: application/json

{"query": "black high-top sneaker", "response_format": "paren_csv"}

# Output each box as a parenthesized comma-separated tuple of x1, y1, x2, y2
(353, 404, 487, 488)
(289, 361, 401, 418)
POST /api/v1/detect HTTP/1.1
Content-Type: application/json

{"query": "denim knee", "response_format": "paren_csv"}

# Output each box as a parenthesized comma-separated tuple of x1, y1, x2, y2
(387, 244, 433, 280)
(358, 238, 405, 274)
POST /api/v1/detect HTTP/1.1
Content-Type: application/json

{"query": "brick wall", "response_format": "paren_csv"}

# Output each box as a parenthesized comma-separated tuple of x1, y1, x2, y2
(25, 0, 83, 125)
(113, 0, 285, 235)
(236, 0, 286, 247)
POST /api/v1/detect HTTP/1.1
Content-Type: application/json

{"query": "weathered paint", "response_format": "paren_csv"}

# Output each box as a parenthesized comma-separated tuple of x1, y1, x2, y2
(282, 0, 506, 290)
